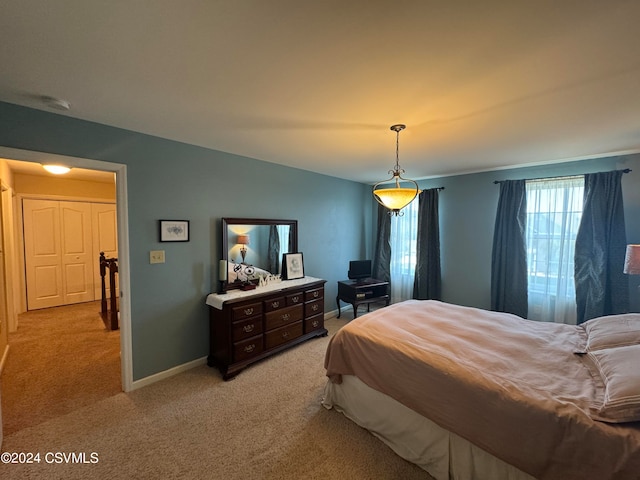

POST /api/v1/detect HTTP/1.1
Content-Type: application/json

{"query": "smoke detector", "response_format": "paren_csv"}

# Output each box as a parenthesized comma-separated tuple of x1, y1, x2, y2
(41, 96, 71, 111)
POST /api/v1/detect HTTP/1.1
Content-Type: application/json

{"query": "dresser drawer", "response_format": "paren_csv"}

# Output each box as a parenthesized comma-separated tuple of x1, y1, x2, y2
(233, 335, 264, 362)
(304, 313, 324, 333)
(265, 304, 303, 331)
(305, 298, 323, 317)
(264, 296, 286, 312)
(305, 287, 324, 302)
(265, 321, 303, 350)
(232, 317, 263, 342)
(231, 302, 262, 321)
(286, 292, 304, 306)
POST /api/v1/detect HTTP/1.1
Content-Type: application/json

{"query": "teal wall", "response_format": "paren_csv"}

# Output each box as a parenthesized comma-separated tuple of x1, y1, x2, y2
(416, 154, 640, 313)
(0, 101, 371, 380)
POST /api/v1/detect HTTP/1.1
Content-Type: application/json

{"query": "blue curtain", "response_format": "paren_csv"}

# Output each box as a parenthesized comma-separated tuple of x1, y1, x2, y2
(267, 224, 280, 274)
(491, 180, 528, 318)
(574, 170, 629, 323)
(413, 189, 441, 300)
(372, 203, 391, 283)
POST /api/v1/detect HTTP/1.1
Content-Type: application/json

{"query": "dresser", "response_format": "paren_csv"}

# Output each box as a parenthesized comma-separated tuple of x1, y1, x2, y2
(206, 277, 327, 379)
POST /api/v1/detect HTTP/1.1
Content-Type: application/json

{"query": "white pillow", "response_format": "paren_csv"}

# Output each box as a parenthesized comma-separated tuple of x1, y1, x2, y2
(587, 344, 640, 423)
(581, 314, 640, 351)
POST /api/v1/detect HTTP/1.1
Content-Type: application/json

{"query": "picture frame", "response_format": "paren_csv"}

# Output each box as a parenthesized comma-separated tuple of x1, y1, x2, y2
(282, 252, 304, 280)
(159, 220, 190, 242)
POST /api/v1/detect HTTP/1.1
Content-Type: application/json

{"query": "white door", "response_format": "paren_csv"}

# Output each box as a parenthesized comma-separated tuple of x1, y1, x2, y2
(23, 199, 95, 310)
(23, 199, 64, 310)
(92, 203, 118, 299)
(60, 202, 93, 304)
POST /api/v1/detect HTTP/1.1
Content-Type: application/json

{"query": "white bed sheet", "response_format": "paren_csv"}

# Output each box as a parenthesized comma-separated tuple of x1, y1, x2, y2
(323, 374, 535, 480)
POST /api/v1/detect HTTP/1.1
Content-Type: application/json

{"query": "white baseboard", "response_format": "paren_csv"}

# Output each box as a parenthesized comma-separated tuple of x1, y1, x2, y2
(130, 356, 208, 391)
(325, 308, 340, 319)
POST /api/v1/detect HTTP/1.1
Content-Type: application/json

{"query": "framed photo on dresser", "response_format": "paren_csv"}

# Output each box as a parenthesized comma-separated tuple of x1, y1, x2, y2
(282, 252, 304, 280)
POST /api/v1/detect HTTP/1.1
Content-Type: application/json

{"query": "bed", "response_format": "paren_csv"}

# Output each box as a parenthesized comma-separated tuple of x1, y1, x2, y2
(323, 300, 640, 480)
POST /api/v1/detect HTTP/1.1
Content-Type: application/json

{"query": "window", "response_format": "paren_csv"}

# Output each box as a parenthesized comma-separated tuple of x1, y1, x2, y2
(525, 176, 584, 324)
(389, 198, 419, 302)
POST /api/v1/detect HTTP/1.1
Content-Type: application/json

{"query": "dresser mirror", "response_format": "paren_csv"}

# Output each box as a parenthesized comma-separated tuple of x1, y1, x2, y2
(221, 217, 298, 291)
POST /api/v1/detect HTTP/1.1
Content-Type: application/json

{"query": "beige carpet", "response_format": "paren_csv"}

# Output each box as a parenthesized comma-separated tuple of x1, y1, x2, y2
(1, 309, 432, 480)
(1, 301, 122, 435)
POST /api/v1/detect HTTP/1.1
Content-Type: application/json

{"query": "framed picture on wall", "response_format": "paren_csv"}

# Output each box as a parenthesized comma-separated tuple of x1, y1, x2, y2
(159, 220, 190, 242)
(282, 252, 304, 280)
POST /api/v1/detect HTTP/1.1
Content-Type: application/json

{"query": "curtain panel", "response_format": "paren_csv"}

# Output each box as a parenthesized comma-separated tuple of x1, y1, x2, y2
(389, 197, 419, 302)
(525, 177, 584, 324)
(575, 170, 629, 324)
(267, 224, 280, 274)
(491, 180, 528, 318)
(372, 203, 391, 283)
(413, 188, 442, 300)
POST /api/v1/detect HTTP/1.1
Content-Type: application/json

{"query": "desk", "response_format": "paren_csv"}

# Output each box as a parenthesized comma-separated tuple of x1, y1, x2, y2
(336, 278, 390, 319)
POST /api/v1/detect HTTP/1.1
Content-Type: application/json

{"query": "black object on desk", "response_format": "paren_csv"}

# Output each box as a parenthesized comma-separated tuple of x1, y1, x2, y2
(336, 278, 390, 319)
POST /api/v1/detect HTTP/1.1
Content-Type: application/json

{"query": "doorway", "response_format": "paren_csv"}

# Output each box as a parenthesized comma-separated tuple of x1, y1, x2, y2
(0, 148, 132, 440)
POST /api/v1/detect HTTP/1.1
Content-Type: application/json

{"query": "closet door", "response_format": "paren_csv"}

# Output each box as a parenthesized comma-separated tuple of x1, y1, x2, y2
(24, 199, 94, 310)
(23, 199, 64, 309)
(60, 201, 93, 304)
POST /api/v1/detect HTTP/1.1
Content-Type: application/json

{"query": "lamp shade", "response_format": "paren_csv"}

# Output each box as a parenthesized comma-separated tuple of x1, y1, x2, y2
(624, 244, 640, 275)
(237, 234, 249, 245)
(373, 187, 420, 211)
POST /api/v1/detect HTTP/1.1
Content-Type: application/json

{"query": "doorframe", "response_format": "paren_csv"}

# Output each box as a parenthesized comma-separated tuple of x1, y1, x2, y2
(0, 146, 133, 392)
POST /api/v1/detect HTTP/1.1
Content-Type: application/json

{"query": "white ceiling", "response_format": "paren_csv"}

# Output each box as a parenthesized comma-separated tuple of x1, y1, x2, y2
(2, 159, 115, 183)
(1, 1, 639, 184)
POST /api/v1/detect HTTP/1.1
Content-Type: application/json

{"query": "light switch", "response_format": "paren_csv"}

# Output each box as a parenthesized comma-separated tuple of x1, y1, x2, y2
(150, 250, 165, 264)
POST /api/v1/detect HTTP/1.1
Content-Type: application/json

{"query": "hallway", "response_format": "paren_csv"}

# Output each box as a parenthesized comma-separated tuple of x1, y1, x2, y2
(1, 301, 121, 435)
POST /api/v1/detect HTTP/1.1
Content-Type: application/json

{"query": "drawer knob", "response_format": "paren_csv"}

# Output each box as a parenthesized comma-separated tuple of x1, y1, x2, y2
(313, 291, 319, 298)
(312, 304, 318, 311)
(271, 301, 280, 308)
(244, 344, 255, 353)
(312, 320, 319, 327)
(244, 307, 254, 316)
(281, 313, 290, 321)
(243, 324, 254, 333)
(282, 331, 289, 338)
(292, 296, 299, 302)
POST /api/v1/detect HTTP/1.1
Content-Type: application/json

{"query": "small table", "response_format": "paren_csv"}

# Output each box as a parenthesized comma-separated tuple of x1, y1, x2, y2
(336, 278, 390, 319)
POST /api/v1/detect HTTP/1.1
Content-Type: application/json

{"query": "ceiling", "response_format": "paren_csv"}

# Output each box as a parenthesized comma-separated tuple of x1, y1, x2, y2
(2, 159, 115, 183)
(1, 1, 639, 184)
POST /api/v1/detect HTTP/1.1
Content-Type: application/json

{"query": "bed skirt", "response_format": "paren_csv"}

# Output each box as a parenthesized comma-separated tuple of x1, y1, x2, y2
(322, 375, 535, 480)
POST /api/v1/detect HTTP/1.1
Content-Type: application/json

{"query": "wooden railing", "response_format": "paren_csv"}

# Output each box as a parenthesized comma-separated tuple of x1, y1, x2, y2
(99, 252, 119, 330)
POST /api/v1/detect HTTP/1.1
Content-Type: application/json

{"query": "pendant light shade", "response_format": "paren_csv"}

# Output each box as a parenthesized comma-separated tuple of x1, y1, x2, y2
(373, 124, 421, 215)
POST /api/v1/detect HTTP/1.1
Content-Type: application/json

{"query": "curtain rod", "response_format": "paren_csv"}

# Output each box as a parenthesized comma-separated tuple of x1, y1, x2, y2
(493, 168, 631, 184)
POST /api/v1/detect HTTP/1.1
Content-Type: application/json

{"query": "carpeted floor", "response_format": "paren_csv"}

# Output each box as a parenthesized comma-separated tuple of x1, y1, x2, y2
(1, 306, 432, 479)
(1, 301, 122, 435)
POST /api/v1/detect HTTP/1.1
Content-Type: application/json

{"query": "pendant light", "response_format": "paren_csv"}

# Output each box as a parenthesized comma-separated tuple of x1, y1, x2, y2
(373, 124, 421, 215)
